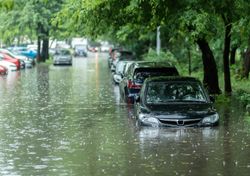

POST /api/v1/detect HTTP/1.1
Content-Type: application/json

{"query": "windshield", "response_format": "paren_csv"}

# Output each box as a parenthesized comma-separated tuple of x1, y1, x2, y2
(146, 81, 207, 104)
(75, 45, 86, 50)
(134, 68, 178, 83)
(56, 50, 71, 55)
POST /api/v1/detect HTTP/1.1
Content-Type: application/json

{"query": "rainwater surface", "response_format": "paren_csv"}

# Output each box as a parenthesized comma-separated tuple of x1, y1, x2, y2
(0, 53, 250, 176)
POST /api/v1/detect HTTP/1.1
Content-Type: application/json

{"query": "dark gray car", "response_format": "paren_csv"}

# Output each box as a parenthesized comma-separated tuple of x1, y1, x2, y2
(135, 76, 219, 127)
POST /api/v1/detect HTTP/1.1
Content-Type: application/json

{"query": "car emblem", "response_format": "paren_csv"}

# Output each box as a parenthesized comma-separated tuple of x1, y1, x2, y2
(177, 120, 184, 126)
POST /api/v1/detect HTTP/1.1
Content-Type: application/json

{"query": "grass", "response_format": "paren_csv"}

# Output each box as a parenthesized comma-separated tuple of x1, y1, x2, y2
(36, 56, 53, 66)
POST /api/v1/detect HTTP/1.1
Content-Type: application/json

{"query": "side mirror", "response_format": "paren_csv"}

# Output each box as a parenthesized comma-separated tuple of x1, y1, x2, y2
(209, 95, 215, 103)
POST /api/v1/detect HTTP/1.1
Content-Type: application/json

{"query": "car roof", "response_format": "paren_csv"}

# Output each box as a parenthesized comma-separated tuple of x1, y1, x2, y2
(134, 67, 178, 74)
(145, 76, 201, 83)
(131, 61, 174, 68)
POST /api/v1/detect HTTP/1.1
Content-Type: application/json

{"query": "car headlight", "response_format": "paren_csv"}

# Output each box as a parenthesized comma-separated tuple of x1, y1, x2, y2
(202, 113, 219, 124)
(139, 114, 160, 127)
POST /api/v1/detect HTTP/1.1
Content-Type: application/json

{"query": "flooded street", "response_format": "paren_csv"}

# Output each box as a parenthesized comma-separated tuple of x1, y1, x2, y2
(0, 53, 250, 176)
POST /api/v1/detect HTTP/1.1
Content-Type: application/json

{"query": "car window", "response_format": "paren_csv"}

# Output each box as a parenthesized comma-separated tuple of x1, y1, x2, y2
(56, 50, 71, 55)
(133, 68, 178, 82)
(146, 81, 207, 104)
(75, 45, 86, 50)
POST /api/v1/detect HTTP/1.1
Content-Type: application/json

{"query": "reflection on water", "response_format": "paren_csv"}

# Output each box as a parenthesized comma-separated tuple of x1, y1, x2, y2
(138, 127, 219, 141)
(0, 53, 250, 175)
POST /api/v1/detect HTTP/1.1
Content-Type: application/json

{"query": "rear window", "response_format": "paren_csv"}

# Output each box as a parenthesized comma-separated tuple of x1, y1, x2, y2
(56, 50, 71, 55)
(133, 67, 179, 82)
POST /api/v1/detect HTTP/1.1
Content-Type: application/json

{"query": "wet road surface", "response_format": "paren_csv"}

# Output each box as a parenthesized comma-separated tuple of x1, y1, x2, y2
(0, 53, 250, 176)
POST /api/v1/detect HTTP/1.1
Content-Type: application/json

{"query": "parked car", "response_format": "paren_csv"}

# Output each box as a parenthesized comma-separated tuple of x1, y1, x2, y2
(0, 49, 33, 68)
(10, 46, 37, 60)
(100, 44, 112, 52)
(74, 44, 87, 57)
(0, 60, 17, 71)
(111, 50, 135, 69)
(119, 61, 179, 103)
(0, 52, 20, 70)
(135, 76, 219, 127)
(53, 49, 72, 65)
(108, 48, 122, 68)
(0, 65, 8, 75)
(113, 61, 134, 84)
(87, 45, 99, 52)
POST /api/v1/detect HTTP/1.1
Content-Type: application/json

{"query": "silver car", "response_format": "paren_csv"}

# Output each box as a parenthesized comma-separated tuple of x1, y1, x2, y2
(113, 61, 134, 84)
(53, 49, 72, 65)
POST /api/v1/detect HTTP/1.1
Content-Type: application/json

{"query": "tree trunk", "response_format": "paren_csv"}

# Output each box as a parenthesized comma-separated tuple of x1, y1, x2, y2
(230, 46, 237, 65)
(242, 48, 250, 78)
(36, 22, 42, 62)
(40, 26, 49, 62)
(196, 38, 221, 94)
(37, 36, 41, 62)
(223, 20, 232, 94)
(41, 30, 49, 61)
(188, 46, 191, 75)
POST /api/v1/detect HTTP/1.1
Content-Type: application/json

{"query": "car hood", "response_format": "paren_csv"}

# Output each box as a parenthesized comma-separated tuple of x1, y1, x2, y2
(144, 103, 215, 118)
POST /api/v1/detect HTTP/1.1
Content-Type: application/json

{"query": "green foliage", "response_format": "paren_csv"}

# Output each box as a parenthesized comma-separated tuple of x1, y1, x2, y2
(0, 0, 13, 10)
(214, 94, 231, 104)
(0, 0, 64, 45)
(245, 113, 250, 124)
(143, 49, 179, 66)
(236, 90, 250, 104)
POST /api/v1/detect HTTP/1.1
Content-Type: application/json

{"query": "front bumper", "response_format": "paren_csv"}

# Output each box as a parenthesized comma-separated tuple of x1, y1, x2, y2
(138, 114, 219, 127)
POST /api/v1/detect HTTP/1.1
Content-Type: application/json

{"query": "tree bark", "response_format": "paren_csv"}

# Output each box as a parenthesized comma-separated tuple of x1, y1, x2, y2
(37, 36, 41, 62)
(41, 29, 49, 61)
(223, 19, 232, 94)
(36, 22, 42, 63)
(40, 26, 49, 62)
(196, 38, 221, 94)
(242, 48, 250, 78)
(187, 46, 191, 75)
(230, 46, 237, 65)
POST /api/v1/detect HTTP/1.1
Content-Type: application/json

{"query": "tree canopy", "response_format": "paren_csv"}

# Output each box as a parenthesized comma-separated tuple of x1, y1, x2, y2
(1, 0, 250, 94)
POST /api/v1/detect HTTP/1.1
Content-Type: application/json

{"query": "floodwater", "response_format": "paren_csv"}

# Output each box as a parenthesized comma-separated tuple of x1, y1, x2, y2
(0, 53, 250, 176)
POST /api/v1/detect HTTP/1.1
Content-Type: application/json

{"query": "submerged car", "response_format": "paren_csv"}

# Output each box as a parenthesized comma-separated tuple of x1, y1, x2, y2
(0, 60, 17, 71)
(119, 61, 179, 103)
(10, 46, 37, 60)
(111, 50, 135, 70)
(135, 76, 219, 127)
(74, 44, 87, 57)
(0, 52, 21, 70)
(0, 49, 33, 68)
(113, 61, 134, 84)
(53, 49, 72, 65)
(0, 65, 8, 75)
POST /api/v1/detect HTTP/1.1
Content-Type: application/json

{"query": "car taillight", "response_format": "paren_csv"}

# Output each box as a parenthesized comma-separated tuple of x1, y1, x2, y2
(128, 80, 141, 89)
